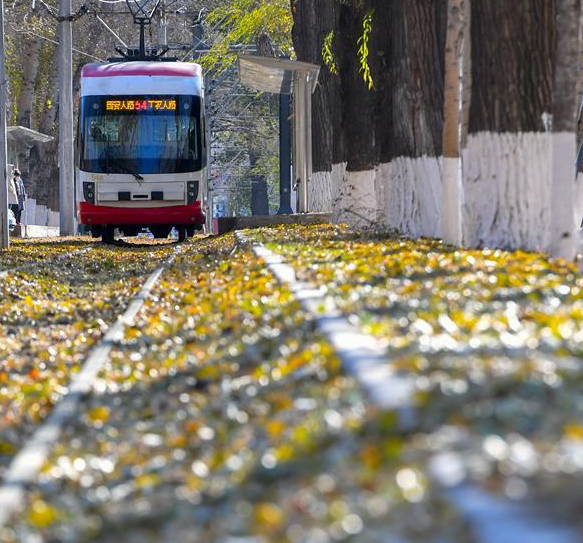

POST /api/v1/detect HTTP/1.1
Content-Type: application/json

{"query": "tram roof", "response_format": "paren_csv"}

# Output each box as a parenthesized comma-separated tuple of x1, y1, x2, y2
(81, 62, 202, 79)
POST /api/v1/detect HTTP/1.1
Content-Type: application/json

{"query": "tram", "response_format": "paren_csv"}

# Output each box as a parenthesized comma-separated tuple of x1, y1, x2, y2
(76, 62, 207, 242)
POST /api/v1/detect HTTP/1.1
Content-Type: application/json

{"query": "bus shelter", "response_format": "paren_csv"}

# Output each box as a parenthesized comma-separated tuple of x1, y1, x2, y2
(238, 56, 320, 214)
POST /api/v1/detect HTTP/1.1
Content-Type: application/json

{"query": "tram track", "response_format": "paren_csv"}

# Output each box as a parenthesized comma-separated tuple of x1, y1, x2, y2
(0, 234, 379, 543)
(0, 230, 580, 542)
(0, 242, 183, 529)
(0, 242, 97, 279)
(237, 232, 583, 543)
(0, 240, 180, 473)
(0, 236, 181, 279)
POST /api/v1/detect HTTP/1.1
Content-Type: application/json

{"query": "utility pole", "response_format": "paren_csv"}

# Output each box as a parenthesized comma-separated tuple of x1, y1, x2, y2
(157, 1, 167, 50)
(59, 0, 75, 236)
(192, 8, 206, 60)
(0, 0, 9, 248)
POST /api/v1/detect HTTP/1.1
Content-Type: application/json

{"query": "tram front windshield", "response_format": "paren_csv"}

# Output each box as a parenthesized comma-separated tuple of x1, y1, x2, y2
(79, 95, 202, 175)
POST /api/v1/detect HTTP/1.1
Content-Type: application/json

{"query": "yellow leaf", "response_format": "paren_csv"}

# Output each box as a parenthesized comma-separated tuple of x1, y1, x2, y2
(88, 406, 110, 423)
(0, 441, 16, 455)
(564, 423, 583, 441)
(135, 473, 162, 488)
(266, 420, 286, 439)
(253, 502, 285, 531)
(169, 433, 187, 448)
(28, 500, 58, 528)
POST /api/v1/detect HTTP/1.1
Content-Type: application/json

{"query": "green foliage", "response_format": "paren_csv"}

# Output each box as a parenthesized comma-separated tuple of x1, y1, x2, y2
(33, 41, 57, 129)
(4, 35, 21, 124)
(357, 9, 374, 90)
(201, 0, 293, 73)
(321, 31, 338, 75)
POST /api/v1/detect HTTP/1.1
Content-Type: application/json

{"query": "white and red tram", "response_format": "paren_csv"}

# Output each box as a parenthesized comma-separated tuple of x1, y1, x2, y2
(76, 62, 207, 242)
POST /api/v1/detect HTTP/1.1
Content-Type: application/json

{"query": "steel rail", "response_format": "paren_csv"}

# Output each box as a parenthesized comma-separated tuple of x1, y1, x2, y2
(235, 232, 416, 416)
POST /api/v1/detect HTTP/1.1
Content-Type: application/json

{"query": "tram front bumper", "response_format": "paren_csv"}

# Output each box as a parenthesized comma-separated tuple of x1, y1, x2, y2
(78, 201, 204, 226)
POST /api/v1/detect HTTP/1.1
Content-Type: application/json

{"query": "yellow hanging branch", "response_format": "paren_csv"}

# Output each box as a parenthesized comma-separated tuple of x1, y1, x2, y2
(357, 9, 375, 90)
(322, 31, 338, 75)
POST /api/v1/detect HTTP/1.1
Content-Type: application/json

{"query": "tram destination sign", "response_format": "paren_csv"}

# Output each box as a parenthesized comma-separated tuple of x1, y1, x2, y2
(105, 99, 177, 112)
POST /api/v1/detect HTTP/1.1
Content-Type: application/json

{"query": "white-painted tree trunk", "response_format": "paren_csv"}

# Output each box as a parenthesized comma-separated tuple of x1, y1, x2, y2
(550, 132, 578, 259)
(331, 167, 378, 228)
(309, 170, 334, 212)
(441, 0, 469, 246)
(550, 0, 582, 261)
(441, 157, 463, 244)
(462, 132, 552, 251)
(321, 157, 442, 236)
(377, 157, 442, 238)
(575, 173, 583, 224)
(26, 198, 36, 226)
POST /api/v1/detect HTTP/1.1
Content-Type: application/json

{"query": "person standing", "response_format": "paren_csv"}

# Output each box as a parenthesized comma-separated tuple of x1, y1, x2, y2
(12, 169, 26, 224)
(7, 170, 19, 222)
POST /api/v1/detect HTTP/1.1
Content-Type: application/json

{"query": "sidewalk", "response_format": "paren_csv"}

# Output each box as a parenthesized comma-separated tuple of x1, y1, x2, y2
(9, 224, 60, 238)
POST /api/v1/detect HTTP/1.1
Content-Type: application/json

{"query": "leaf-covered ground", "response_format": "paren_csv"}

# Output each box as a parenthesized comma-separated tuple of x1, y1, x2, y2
(2, 225, 583, 542)
(0, 238, 176, 477)
(0, 238, 91, 270)
(249, 225, 583, 518)
(0, 233, 473, 543)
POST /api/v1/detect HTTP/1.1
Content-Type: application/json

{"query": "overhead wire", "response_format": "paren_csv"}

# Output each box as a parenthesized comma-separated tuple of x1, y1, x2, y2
(32, 0, 89, 21)
(11, 27, 105, 61)
(35, 0, 58, 16)
(95, 14, 129, 47)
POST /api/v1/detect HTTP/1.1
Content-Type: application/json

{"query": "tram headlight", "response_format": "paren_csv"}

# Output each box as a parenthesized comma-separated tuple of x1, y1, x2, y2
(83, 182, 95, 204)
(187, 181, 199, 204)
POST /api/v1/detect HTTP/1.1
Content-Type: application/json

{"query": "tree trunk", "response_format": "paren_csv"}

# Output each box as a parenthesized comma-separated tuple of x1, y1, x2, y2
(248, 148, 269, 216)
(551, 0, 583, 259)
(38, 51, 59, 136)
(441, 0, 470, 246)
(291, 0, 342, 212)
(469, 1, 554, 134)
(378, 0, 447, 162)
(463, 0, 556, 250)
(292, 0, 447, 231)
(16, 36, 42, 128)
(331, 1, 378, 226)
(374, 0, 447, 237)
(28, 45, 59, 208)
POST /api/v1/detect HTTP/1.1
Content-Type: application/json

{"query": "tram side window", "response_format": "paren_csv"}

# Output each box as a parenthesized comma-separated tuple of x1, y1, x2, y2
(188, 118, 198, 161)
(201, 115, 207, 167)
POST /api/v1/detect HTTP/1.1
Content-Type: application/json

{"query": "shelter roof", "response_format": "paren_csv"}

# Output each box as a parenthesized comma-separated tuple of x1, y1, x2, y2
(7, 126, 54, 146)
(238, 56, 320, 94)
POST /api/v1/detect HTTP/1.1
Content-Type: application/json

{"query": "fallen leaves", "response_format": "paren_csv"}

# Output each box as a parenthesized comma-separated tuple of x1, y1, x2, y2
(0, 238, 177, 478)
(3, 224, 583, 542)
(1, 232, 469, 543)
(248, 224, 583, 515)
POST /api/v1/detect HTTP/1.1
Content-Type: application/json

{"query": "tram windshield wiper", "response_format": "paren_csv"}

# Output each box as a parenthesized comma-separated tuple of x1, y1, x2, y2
(127, 168, 144, 182)
(105, 158, 144, 181)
